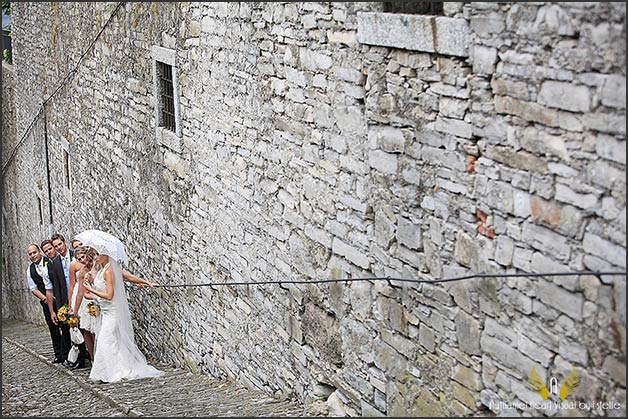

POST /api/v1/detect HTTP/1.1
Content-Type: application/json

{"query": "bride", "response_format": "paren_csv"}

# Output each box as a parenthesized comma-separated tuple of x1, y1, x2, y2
(83, 253, 163, 382)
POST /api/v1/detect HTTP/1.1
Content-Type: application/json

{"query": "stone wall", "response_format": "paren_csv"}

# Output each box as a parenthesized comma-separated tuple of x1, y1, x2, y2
(2, 62, 16, 169)
(2, 54, 52, 322)
(2, 60, 17, 308)
(2, 2, 625, 416)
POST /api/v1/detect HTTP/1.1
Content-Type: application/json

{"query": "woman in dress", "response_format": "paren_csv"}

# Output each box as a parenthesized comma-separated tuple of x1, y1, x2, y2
(71, 238, 83, 252)
(83, 253, 163, 383)
(68, 255, 82, 311)
(68, 239, 85, 308)
(73, 246, 100, 361)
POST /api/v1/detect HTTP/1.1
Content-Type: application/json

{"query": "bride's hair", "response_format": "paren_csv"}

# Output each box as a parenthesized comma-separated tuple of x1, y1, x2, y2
(75, 246, 98, 260)
(91, 251, 106, 273)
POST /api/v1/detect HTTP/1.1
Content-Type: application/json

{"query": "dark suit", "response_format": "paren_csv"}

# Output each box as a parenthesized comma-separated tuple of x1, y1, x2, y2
(48, 254, 70, 311)
(48, 250, 87, 365)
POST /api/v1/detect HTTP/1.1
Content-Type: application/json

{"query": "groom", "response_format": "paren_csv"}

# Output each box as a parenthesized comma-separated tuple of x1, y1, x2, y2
(47, 233, 88, 369)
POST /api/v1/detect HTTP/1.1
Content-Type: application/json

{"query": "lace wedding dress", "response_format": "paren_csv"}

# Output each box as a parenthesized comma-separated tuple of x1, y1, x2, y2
(89, 258, 163, 383)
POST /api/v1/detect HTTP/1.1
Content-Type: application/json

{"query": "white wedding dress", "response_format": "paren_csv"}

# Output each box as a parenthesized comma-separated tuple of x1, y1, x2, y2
(89, 259, 163, 383)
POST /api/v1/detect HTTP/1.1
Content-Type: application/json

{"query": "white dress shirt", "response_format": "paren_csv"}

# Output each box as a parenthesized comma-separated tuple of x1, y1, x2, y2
(25, 258, 53, 292)
(61, 250, 71, 292)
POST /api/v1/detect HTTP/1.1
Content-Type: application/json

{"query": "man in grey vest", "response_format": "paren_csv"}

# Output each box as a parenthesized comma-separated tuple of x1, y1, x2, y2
(25, 244, 63, 363)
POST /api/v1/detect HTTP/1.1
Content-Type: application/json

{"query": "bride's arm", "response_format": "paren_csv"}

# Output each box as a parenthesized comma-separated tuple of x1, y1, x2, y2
(84, 269, 114, 300)
(122, 270, 157, 287)
(82, 270, 96, 300)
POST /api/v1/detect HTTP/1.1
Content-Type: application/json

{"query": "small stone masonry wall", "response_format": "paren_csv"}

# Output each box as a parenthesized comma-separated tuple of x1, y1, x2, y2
(2, 62, 17, 167)
(2, 61, 18, 305)
(2, 2, 625, 416)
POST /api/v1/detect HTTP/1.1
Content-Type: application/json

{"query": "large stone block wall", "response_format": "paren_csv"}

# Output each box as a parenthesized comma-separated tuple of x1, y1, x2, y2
(2, 2, 625, 416)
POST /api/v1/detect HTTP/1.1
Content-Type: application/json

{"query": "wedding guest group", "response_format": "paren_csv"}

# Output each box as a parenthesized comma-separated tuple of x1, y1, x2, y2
(24, 232, 162, 383)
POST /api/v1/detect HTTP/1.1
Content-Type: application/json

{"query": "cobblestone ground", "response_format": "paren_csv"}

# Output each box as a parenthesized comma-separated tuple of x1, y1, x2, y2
(2, 321, 308, 417)
(2, 341, 125, 417)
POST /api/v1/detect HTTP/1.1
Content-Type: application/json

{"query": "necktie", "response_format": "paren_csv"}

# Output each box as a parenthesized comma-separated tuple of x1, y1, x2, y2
(63, 256, 70, 292)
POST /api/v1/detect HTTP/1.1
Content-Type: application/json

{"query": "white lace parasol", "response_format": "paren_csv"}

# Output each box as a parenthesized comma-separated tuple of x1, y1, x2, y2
(74, 229, 128, 264)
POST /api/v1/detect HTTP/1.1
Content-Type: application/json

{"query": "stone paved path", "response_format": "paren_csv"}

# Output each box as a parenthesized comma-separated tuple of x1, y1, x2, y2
(2, 321, 307, 417)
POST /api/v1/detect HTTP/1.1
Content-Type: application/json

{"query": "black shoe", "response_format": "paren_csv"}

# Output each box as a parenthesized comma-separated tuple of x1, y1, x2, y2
(63, 361, 77, 368)
(52, 357, 64, 364)
(70, 362, 87, 370)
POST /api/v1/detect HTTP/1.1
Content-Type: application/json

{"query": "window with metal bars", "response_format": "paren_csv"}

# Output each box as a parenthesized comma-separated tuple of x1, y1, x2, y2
(383, 1, 444, 15)
(37, 195, 43, 225)
(157, 61, 176, 132)
(63, 149, 70, 190)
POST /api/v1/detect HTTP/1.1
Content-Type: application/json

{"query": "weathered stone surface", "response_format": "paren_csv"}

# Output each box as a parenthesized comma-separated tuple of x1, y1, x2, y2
(595, 134, 626, 165)
(333, 238, 370, 269)
(369, 125, 405, 153)
(328, 30, 357, 45)
(396, 217, 422, 251)
(454, 231, 480, 270)
(453, 364, 482, 392)
(368, 150, 398, 175)
(520, 127, 569, 160)
(360, 400, 384, 417)
(536, 280, 584, 320)
(445, 280, 475, 313)
(537, 80, 591, 112)
(479, 142, 549, 174)
(471, 45, 497, 75)
(418, 324, 436, 353)
(583, 233, 626, 268)
(470, 13, 505, 37)
(439, 97, 468, 119)
(480, 334, 542, 378)
(517, 335, 553, 367)
(603, 356, 627, 387)
(485, 180, 515, 214)
(483, 317, 517, 345)
(303, 303, 342, 367)
(455, 310, 481, 355)
(555, 183, 599, 211)
(387, 380, 448, 416)
(357, 13, 470, 57)
(494, 236, 514, 267)
(430, 82, 470, 99)
(558, 340, 589, 366)
(582, 112, 626, 135)
(433, 116, 473, 139)
(601, 75, 626, 109)
(490, 77, 530, 100)
(522, 223, 571, 262)
(494, 95, 583, 132)
(326, 390, 348, 416)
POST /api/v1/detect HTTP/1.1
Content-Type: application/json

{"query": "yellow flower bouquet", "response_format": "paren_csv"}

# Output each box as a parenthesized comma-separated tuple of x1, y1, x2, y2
(87, 301, 101, 317)
(66, 313, 80, 328)
(57, 304, 71, 323)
